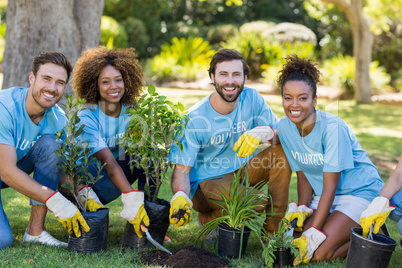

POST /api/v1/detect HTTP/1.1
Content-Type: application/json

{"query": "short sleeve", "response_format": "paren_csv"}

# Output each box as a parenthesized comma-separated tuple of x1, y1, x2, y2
(168, 118, 201, 167)
(0, 104, 15, 146)
(254, 90, 279, 129)
(78, 113, 107, 156)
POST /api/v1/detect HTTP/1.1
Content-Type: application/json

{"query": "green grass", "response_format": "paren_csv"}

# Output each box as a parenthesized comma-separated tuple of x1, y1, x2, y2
(1, 87, 401, 267)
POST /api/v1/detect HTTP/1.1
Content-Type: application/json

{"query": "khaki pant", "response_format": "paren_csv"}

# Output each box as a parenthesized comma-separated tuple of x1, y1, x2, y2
(192, 143, 291, 233)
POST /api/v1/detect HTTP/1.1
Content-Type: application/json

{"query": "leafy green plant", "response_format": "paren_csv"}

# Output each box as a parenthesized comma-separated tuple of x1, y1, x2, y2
(207, 24, 240, 45)
(100, 15, 129, 49)
(148, 36, 215, 82)
(120, 16, 149, 58)
(262, 218, 300, 267)
(321, 55, 392, 97)
(55, 95, 105, 212)
(195, 167, 270, 255)
(122, 84, 188, 202)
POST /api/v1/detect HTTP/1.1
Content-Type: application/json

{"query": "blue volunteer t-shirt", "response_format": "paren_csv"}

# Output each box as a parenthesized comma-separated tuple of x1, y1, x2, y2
(278, 110, 383, 201)
(0, 87, 66, 161)
(78, 104, 129, 158)
(168, 87, 279, 198)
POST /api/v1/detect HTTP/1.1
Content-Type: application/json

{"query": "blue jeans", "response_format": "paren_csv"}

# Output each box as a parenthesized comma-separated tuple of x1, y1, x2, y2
(0, 134, 62, 249)
(88, 153, 155, 205)
(390, 190, 402, 236)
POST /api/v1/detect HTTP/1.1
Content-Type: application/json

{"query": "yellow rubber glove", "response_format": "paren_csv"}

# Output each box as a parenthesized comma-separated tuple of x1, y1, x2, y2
(293, 227, 327, 266)
(360, 196, 395, 237)
(169, 191, 193, 227)
(120, 191, 149, 238)
(46, 191, 90, 238)
(233, 126, 275, 158)
(285, 202, 313, 232)
(78, 186, 104, 212)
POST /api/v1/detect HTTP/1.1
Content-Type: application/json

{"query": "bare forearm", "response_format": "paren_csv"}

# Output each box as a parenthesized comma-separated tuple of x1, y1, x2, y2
(171, 164, 191, 196)
(2, 167, 54, 203)
(312, 172, 340, 229)
(311, 188, 334, 229)
(94, 149, 132, 193)
(380, 155, 402, 199)
(297, 171, 313, 206)
(104, 163, 133, 192)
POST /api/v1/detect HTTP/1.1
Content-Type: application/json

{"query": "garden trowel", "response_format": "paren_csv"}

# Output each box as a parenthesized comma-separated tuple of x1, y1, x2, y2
(284, 219, 298, 238)
(141, 225, 172, 255)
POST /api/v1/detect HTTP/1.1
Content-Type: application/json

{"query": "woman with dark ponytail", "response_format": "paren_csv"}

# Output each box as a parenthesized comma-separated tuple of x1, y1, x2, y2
(277, 55, 384, 265)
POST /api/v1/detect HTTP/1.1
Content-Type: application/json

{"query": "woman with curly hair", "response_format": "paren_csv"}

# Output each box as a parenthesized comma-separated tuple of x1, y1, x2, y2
(276, 55, 384, 265)
(71, 46, 153, 239)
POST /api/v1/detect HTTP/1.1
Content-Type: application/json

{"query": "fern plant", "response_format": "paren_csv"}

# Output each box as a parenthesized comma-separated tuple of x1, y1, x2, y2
(195, 167, 271, 256)
(150, 36, 215, 81)
(55, 95, 106, 212)
(262, 218, 300, 267)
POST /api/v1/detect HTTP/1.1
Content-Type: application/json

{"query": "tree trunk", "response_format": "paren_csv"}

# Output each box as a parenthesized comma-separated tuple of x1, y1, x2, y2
(322, 0, 373, 104)
(350, 0, 373, 104)
(2, 0, 104, 97)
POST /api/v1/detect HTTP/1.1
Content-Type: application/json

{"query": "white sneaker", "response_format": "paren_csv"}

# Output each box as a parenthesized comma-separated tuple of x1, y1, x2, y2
(23, 229, 67, 247)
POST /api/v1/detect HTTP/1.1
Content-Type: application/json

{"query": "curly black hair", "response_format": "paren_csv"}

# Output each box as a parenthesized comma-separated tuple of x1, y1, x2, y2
(73, 46, 144, 106)
(277, 54, 320, 98)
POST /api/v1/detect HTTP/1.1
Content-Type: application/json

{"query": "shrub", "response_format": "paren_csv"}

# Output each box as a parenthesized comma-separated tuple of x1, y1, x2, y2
(223, 29, 316, 81)
(207, 24, 240, 45)
(0, 23, 5, 63)
(262, 22, 317, 46)
(100, 16, 128, 49)
(240, 20, 275, 34)
(372, 21, 402, 91)
(148, 36, 215, 82)
(222, 32, 282, 80)
(321, 55, 392, 98)
(120, 17, 149, 58)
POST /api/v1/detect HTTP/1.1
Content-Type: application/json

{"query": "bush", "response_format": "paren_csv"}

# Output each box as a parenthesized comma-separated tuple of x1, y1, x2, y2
(100, 16, 128, 49)
(263, 22, 317, 46)
(148, 36, 215, 82)
(0, 23, 5, 63)
(372, 21, 402, 91)
(207, 24, 240, 45)
(223, 29, 316, 81)
(222, 32, 282, 80)
(239, 20, 275, 34)
(120, 17, 149, 58)
(321, 55, 392, 98)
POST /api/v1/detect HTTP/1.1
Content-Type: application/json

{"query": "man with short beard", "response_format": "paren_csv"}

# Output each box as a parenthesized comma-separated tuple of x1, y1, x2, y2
(0, 51, 89, 249)
(168, 49, 291, 234)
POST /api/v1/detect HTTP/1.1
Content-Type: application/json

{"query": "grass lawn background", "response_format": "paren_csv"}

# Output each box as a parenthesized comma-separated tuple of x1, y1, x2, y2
(1, 87, 401, 267)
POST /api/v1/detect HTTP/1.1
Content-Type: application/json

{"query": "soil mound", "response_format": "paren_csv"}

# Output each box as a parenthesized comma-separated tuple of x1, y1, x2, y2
(140, 245, 230, 268)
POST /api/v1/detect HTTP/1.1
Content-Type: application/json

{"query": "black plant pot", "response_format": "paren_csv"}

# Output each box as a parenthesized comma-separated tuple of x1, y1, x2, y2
(217, 224, 251, 258)
(67, 208, 109, 253)
(121, 198, 170, 248)
(273, 247, 293, 267)
(345, 227, 397, 268)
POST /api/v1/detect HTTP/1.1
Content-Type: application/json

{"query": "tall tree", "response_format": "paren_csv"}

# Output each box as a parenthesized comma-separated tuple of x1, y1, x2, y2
(2, 0, 104, 90)
(305, 0, 401, 103)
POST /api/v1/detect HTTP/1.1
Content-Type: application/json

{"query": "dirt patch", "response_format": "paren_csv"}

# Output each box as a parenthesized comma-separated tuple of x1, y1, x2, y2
(140, 245, 230, 268)
(170, 209, 189, 221)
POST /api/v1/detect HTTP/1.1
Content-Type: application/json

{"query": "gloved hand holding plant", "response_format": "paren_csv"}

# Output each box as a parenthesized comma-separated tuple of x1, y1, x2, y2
(285, 202, 313, 232)
(46, 191, 90, 238)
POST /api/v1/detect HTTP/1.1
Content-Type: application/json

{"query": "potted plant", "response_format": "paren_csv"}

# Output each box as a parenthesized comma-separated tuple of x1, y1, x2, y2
(262, 218, 300, 267)
(55, 94, 108, 253)
(195, 167, 270, 259)
(120, 84, 188, 248)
